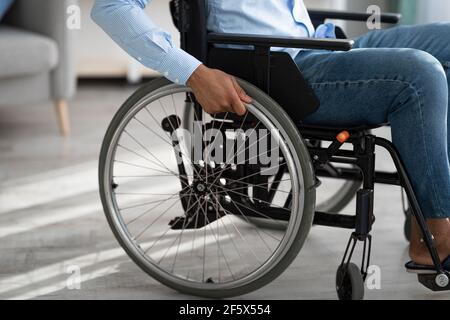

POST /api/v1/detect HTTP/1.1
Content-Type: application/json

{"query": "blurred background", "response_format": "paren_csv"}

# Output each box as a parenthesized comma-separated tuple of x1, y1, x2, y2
(0, 0, 449, 300)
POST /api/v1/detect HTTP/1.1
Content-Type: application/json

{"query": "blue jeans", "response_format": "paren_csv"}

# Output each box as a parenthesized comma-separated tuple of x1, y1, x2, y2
(295, 23, 450, 219)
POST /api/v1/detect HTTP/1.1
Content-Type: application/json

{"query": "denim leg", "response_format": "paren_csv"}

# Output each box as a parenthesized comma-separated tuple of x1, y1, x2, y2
(355, 23, 450, 161)
(295, 47, 450, 218)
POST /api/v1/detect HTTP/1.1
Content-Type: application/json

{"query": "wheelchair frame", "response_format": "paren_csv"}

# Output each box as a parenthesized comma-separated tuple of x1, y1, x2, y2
(170, 0, 450, 293)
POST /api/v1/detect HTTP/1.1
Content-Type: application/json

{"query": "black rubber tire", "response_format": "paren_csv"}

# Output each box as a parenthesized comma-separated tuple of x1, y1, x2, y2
(336, 263, 365, 300)
(99, 77, 317, 298)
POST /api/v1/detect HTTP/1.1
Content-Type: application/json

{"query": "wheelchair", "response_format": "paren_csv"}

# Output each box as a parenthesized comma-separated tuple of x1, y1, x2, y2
(98, 0, 450, 300)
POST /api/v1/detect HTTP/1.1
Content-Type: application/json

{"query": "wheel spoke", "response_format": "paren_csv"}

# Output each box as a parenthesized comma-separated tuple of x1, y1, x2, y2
(119, 184, 190, 211)
(134, 198, 179, 240)
(209, 192, 263, 264)
(133, 115, 172, 147)
(196, 200, 236, 281)
(212, 178, 291, 195)
(122, 129, 180, 177)
(117, 144, 173, 172)
(216, 185, 292, 212)
(145, 195, 202, 255)
(170, 191, 196, 273)
(114, 160, 175, 176)
(224, 194, 286, 231)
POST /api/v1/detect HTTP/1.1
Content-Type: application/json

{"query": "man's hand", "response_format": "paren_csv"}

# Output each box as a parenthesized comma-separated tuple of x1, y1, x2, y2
(186, 65, 252, 116)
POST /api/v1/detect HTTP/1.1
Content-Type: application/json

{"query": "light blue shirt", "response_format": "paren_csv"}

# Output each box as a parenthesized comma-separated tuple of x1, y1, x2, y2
(91, 0, 335, 85)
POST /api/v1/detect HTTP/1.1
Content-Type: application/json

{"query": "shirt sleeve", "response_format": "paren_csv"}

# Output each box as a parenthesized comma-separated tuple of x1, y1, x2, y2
(91, 0, 202, 85)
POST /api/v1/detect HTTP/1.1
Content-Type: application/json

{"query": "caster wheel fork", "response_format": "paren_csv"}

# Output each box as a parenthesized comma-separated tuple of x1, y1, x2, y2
(336, 232, 372, 300)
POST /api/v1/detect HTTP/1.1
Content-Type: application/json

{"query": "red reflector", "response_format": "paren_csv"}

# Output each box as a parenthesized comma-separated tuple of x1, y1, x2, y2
(336, 131, 350, 143)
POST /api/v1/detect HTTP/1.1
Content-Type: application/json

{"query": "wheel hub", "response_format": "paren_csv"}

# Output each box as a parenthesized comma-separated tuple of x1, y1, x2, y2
(193, 180, 208, 195)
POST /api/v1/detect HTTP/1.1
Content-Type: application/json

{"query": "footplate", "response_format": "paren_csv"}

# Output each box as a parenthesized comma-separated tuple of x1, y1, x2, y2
(169, 198, 226, 230)
(418, 272, 450, 292)
(169, 209, 225, 230)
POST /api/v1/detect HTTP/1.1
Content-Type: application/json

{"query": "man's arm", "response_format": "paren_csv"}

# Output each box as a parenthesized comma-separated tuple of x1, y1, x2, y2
(91, 0, 201, 85)
(91, 0, 250, 115)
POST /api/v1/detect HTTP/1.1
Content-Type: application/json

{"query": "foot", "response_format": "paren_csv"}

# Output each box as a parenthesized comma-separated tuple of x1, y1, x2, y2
(409, 217, 450, 266)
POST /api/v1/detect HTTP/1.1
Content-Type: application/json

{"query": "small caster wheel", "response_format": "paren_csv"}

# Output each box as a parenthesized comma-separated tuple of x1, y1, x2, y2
(336, 263, 365, 300)
(404, 208, 412, 242)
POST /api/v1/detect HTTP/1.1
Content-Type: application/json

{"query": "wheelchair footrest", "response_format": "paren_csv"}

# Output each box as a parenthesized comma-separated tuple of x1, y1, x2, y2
(169, 209, 225, 230)
(418, 272, 450, 291)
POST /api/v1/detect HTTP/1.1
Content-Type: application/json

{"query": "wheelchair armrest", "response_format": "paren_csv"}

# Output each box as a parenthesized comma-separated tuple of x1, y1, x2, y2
(308, 9, 402, 24)
(207, 33, 354, 51)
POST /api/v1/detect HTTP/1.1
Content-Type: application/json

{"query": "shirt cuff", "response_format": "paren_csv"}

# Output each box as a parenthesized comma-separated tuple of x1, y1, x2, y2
(158, 46, 202, 85)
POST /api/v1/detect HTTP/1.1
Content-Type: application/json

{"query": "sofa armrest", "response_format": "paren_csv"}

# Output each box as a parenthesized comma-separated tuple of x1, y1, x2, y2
(5, 0, 79, 100)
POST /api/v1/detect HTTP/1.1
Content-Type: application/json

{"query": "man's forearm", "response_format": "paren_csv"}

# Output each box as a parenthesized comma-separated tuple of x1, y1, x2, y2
(91, 0, 201, 84)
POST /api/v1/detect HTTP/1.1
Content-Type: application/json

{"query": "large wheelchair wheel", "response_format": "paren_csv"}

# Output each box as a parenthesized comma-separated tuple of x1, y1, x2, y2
(99, 78, 316, 298)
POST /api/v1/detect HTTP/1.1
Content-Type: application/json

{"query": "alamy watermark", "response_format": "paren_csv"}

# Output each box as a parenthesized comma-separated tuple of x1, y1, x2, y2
(66, 4, 81, 30)
(171, 122, 281, 176)
(367, 5, 382, 30)
(366, 265, 382, 290)
(66, 265, 81, 290)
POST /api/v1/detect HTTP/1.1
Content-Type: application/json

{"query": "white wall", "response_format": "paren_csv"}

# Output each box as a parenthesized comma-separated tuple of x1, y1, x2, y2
(305, 0, 347, 10)
(77, 0, 179, 79)
(416, 0, 450, 24)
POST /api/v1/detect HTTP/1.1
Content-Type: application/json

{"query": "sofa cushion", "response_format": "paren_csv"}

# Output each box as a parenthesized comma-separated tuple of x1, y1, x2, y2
(0, 26, 58, 78)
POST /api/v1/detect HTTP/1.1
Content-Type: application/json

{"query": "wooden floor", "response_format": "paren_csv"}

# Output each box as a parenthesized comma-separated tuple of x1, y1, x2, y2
(0, 81, 447, 300)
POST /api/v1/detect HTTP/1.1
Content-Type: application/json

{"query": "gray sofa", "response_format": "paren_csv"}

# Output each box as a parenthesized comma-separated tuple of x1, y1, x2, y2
(0, 0, 78, 136)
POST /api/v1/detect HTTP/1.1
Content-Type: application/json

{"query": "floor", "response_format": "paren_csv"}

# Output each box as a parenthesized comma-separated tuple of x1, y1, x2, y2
(0, 80, 447, 300)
